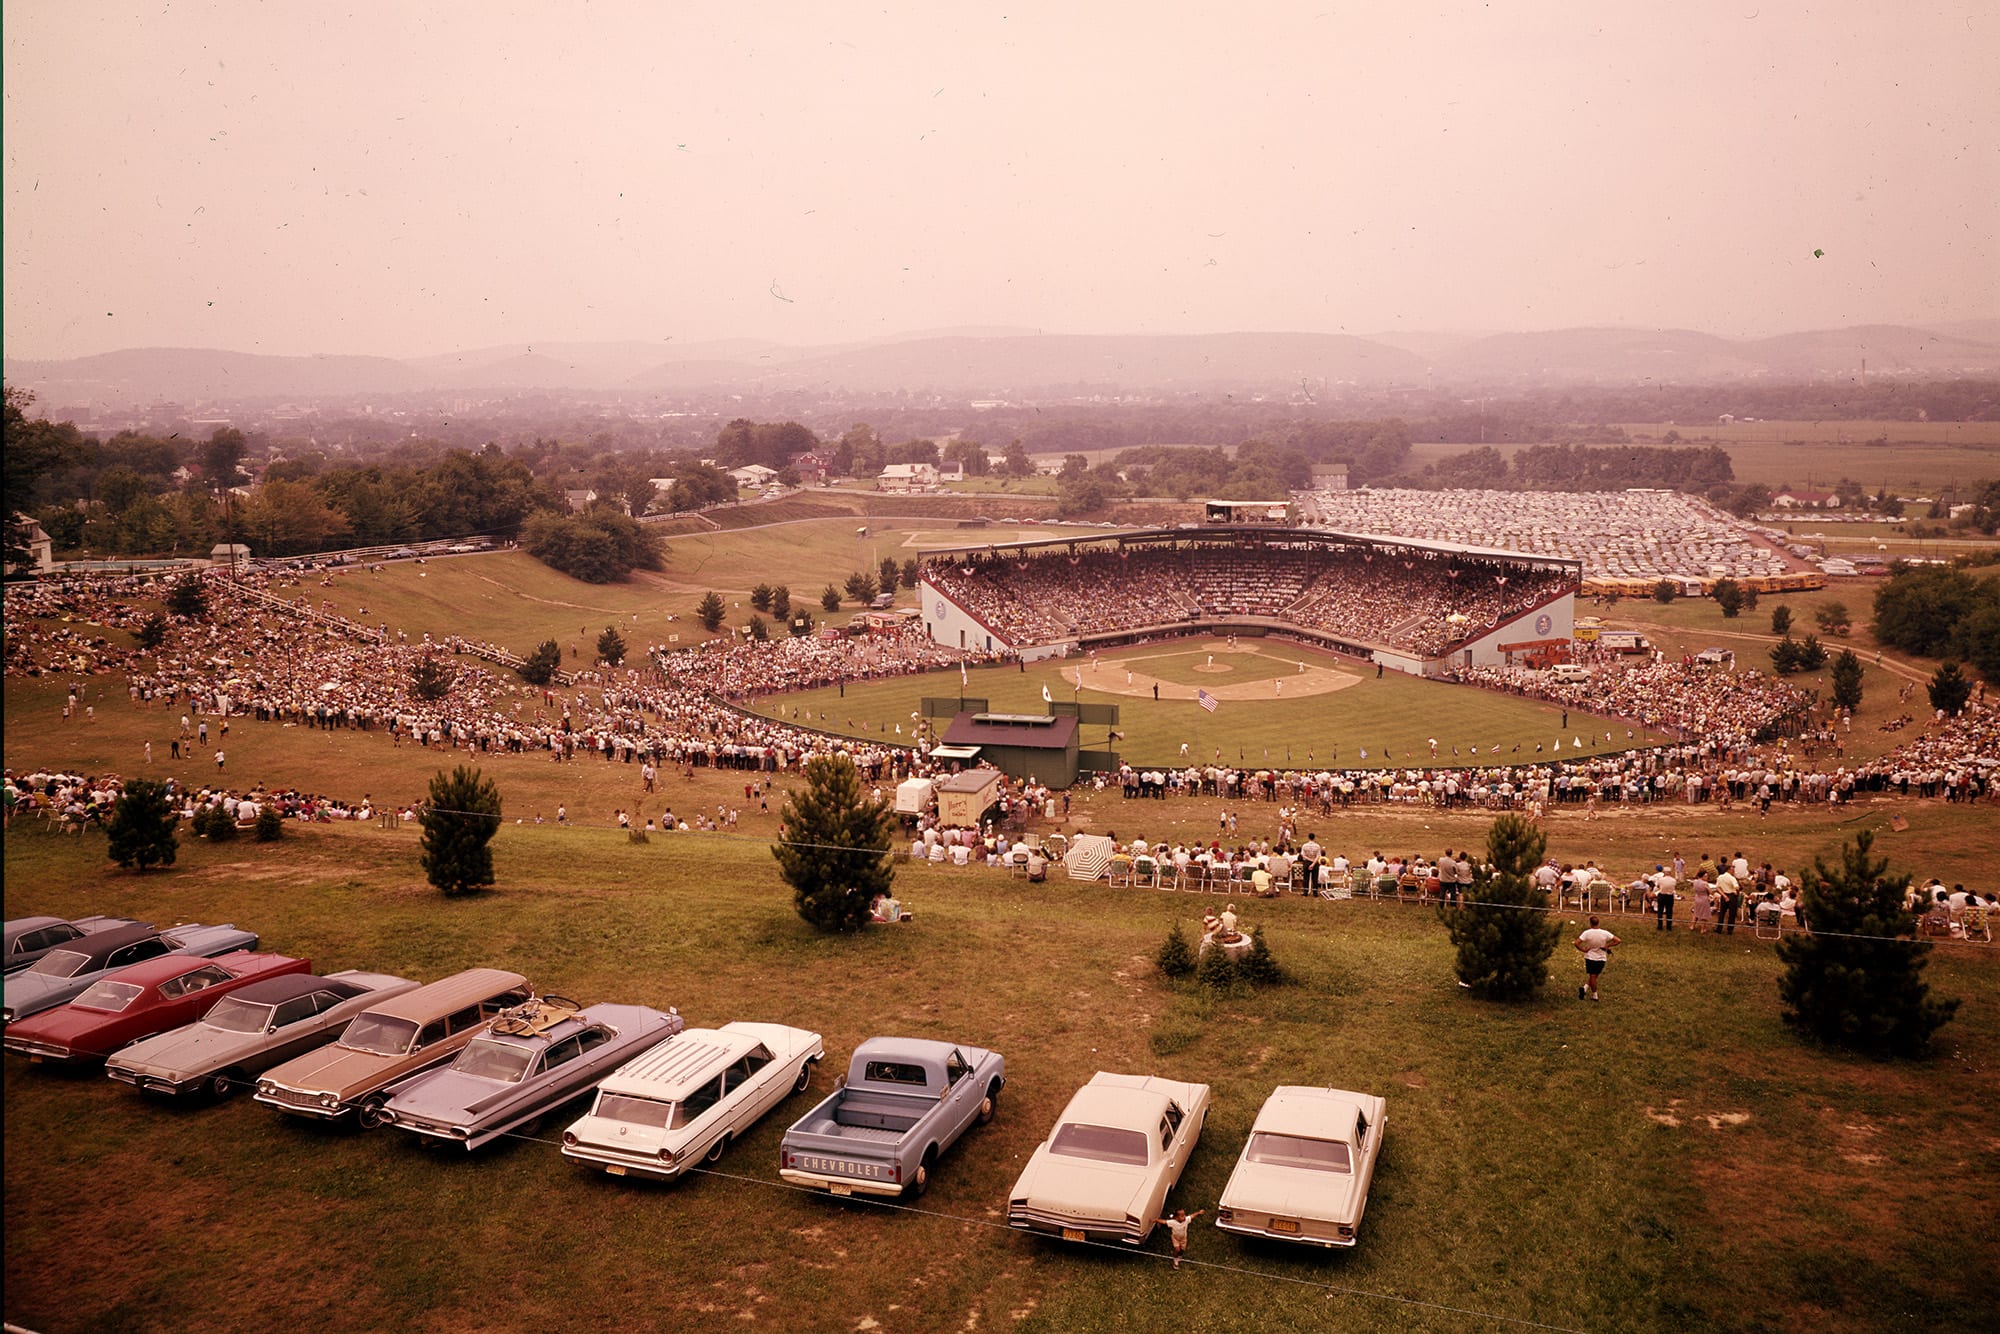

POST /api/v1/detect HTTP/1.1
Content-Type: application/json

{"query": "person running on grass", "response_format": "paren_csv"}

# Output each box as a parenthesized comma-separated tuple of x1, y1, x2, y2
(1574, 916, 1621, 1002)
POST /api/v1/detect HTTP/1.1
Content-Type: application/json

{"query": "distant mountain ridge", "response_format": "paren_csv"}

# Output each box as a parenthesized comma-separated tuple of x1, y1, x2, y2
(7, 323, 1997, 409)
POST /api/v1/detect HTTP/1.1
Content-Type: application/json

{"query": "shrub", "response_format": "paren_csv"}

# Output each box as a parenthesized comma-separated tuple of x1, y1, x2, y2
(773, 755, 895, 933)
(1437, 814, 1562, 1001)
(1240, 925, 1282, 987)
(522, 509, 665, 583)
(254, 805, 284, 842)
(1195, 943, 1239, 994)
(1927, 661, 1972, 716)
(1155, 922, 1197, 978)
(410, 652, 455, 702)
(207, 808, 239, 842)
(1831, 649, 1864, 712)
(1652, 579, 1678, 604)
(106, 778, 178, 871)
(419, 766, 502, 895)
(519, 639, 562, 685)
(1776, 831, 1958, 1056)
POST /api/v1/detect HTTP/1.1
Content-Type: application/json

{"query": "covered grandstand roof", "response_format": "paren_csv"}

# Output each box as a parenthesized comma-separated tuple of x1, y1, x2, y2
(921, 524, 1581, 575)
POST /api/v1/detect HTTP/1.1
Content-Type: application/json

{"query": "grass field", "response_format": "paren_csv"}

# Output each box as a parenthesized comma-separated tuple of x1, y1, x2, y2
(4, 793, 1996, 1334)
(747, 638, 1670, 768)
(7, 631, 2000, 1333)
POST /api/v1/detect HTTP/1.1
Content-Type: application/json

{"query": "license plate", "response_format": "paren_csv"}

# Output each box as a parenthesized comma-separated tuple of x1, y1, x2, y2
(606, 1164, 627, 1176)
(1061, 1228, 1086, 1243)
(830, 1183, 853, 1196)
(1271, 1218, 1300, 1234)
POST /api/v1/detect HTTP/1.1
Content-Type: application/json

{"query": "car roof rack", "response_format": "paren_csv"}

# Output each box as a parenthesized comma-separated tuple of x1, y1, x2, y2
(489, 995, 583, 1037)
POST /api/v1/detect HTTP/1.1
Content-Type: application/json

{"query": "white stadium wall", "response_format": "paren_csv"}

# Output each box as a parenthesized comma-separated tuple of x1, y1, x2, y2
(1449, 593, 1576, 672)
(920, 578, 1012, 657)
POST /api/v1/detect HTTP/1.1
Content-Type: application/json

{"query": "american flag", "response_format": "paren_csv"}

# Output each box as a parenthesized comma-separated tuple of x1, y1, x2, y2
(1197, 688, 1218, 713)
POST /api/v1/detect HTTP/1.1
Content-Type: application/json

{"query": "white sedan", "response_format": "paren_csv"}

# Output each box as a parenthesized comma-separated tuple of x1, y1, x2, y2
(1215, 1086, 1386, 1248)
(1007, 1072, 1210, 1246)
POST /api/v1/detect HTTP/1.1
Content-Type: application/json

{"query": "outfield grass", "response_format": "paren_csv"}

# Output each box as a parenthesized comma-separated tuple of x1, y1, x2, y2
(747, 642, 1670, 769)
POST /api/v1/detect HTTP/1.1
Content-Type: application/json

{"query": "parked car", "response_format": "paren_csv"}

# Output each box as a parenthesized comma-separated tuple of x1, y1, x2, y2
(1215, 1086, 1387, 1248)
(1694, 647, 1734, 666)
(1007, 1072, 1210, 1246)
(4, 916, 143, 975)
(3, 922, 259, 1025)
(779, 1036, 1004, 1198)
(254, 968, 530, 1124)
(106, 970, 423, 1099)
(560, 1022, 823, 1180)
(3, 951, 311, 1066)
(379, 997, 683, 1150)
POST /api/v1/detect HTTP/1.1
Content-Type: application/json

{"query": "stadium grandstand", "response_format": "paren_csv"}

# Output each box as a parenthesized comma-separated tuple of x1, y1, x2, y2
(920, 527, 1579, 675)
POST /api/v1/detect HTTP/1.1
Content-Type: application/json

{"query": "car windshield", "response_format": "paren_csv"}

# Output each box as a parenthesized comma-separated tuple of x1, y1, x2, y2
(453, 1037, 536, 1082)
(74, 980, 145, 1012)
(202, 997, 274, 1034)
(27, 949, 92, 978)
(338, 1013, 419, 1056)
(595, 1093, 677, 1129)
(1049, 1123, 1150, 1166)
(1245, 1131, 1353, 1173)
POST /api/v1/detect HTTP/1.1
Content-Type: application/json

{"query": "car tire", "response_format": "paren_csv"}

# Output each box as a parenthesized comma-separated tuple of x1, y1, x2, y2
(705, 1133, 731, 1165)
(357, 1101, 389, 1130)
(794, 1059, 817, 1094)
(907, 1149, 935, 1199)
(977, 1080, 1000, 1125)
(207, 1072, 235, 1101)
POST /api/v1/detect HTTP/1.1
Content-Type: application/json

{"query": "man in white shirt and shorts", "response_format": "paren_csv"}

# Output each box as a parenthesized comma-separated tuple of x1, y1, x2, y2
(1574, 916, 1621, 1002)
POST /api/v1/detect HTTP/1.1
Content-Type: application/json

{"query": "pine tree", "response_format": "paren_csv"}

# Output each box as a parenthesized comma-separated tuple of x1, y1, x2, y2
(1771, 605, 1793, 635)
(750, 582, 774, 612)
(1195, 942, 1239, 994)
(135, 614, 169, 652)
(167, 576, 208, 620)
(1437, 814, 1563, 1000)
(1240, 925, 1282, 987)
(107, 778, 179, 871)
(1776, 831, 1958, 1056)
(1155, 921, 1196, 978)
(1831, 649, 1864, 711)
(1927, 661, 1972, 716)
(519, 639, 562, 685)
(1713, 578, 1744, 618)
(596, 625, 627, 666)
(697, 591, 726, 631)
(254, 804, 284, 842)
(410, 651, 455, 701)
(820, 584, 843, 612)
(773, 755, 895, 933)
(771, 585, 792, 619)
(420, 766, 502, 896)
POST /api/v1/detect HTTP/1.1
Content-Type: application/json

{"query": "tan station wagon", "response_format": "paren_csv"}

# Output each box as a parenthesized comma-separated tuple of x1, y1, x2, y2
(253, 968, 529, 1125)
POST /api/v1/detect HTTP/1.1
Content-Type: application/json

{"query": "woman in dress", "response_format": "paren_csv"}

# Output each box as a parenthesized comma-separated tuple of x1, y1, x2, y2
(1689, 875, 1714, 934)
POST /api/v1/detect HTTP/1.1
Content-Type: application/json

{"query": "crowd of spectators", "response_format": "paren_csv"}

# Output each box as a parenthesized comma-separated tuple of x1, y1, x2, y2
(923, 542, 1571, 655)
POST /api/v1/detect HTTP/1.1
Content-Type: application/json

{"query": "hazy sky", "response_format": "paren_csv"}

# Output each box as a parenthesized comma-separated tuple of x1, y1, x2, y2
(5, 0, 1996, 359)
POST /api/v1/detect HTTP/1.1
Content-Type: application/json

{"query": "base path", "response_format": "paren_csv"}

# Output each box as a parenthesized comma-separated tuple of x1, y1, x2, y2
(1071, 639, 1363, 703)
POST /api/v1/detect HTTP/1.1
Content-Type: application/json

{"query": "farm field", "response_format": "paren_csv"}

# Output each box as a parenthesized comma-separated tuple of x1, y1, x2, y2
(1406, 434, 2000, 495)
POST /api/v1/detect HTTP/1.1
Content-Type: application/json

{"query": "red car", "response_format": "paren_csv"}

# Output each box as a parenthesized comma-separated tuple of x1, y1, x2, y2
(2, 951, 311, 1066)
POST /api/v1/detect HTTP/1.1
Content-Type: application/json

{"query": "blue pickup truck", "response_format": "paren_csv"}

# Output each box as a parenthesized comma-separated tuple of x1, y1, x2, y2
(778, 1036, 1004, 1198)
